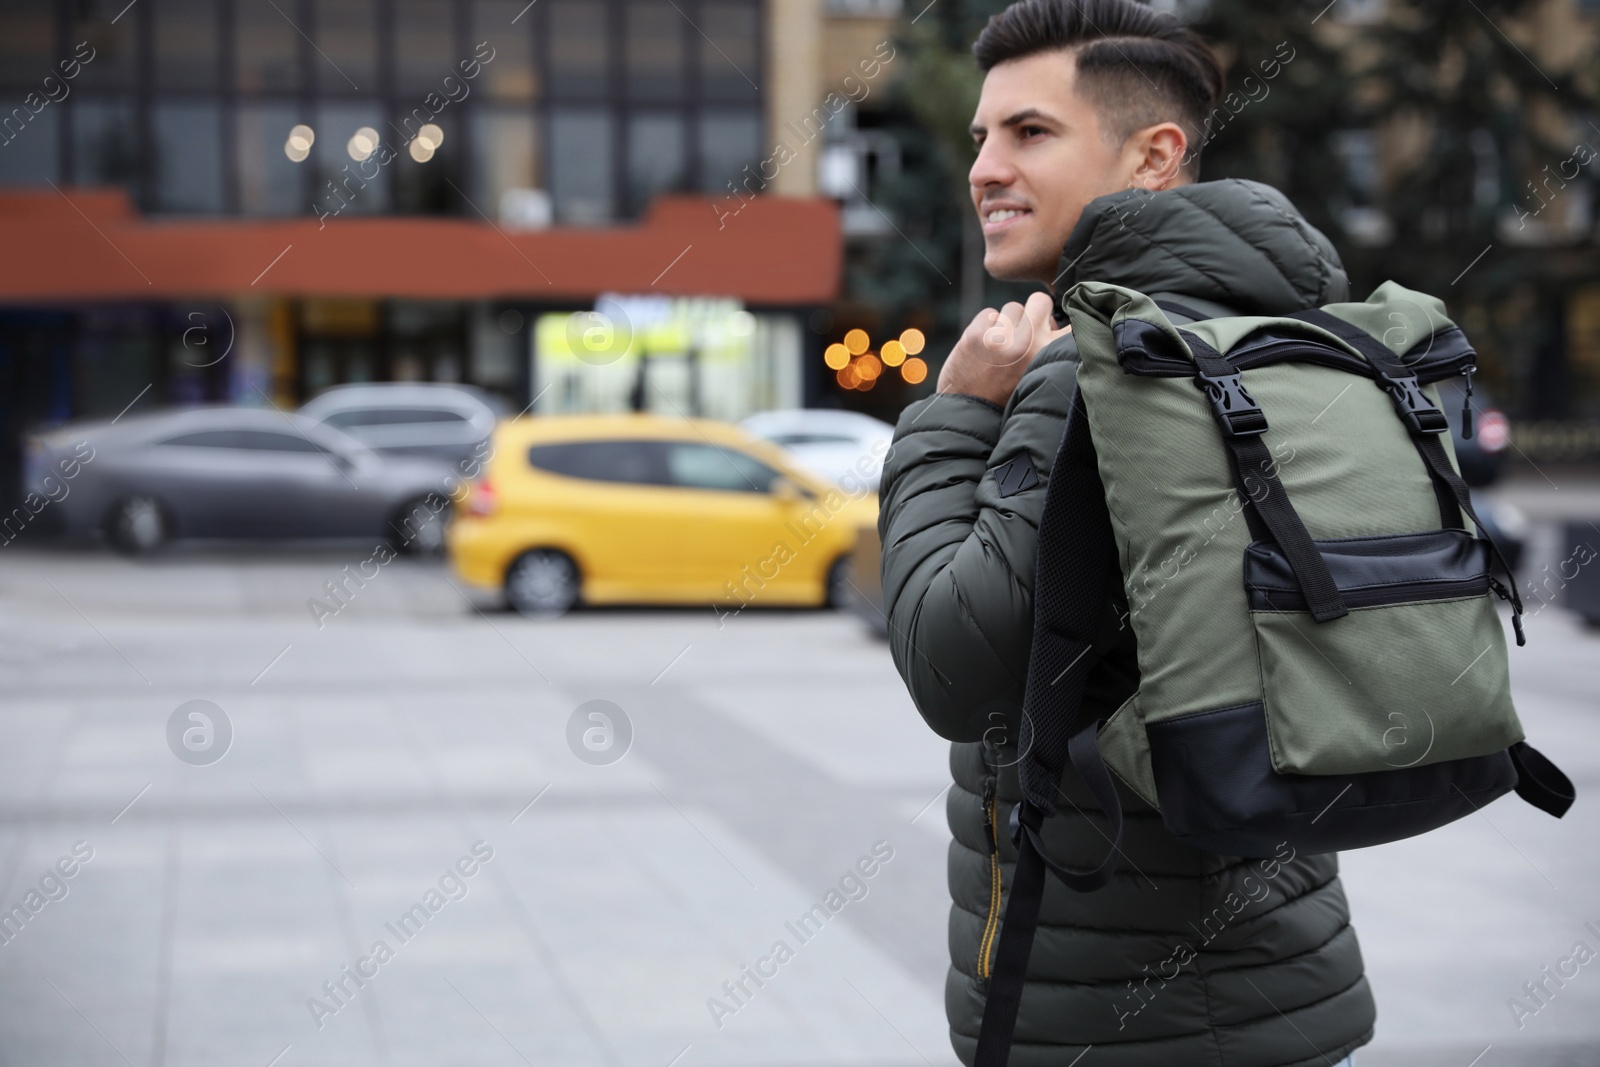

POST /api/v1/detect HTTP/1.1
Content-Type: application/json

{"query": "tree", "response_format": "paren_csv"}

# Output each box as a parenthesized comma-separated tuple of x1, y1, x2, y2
(858, 0, 1600, 417)
(1193, 0, 1599, 417)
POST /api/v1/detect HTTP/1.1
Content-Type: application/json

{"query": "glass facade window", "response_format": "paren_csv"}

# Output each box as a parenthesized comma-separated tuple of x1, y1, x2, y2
(699, 110, 762, 196)
(550, 107, 613, 224)
(472, 108, 538, 219)
(395, 113, 459, 215)
(315, 0, 380, 94)
(238, 103, 305, 215)
(627, 113, 684, 215)
(71, 1, 139, 91)
(0, 0, 764, 224)
(700, 3, 759, 101)
(0, 1, 57, 88)
(626, 2, 682, 100)
(395, 0, 456, 95)
(72, 98, 141, 190)
(0, 108, 59, 186)
(474, 0, 538, 101)
(550, 0, 608, 99)
(155, 0, 221, 91)
(237, 0, 303, 93)
(314, 100, 390, 215)
(153, 101, 225, 214)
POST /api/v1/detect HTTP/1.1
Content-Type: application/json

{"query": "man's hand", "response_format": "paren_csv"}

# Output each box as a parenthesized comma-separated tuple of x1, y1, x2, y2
(936, 291, 1070, 407)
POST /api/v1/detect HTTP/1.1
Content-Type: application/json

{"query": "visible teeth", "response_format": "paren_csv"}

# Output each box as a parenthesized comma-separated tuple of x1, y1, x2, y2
(986, 208, 1026, 223)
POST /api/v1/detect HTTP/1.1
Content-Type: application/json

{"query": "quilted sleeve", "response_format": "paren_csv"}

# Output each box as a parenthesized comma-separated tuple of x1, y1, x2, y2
(877, 335, 1082, 742)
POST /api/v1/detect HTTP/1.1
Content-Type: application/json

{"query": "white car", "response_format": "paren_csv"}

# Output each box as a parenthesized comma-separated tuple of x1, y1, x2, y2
(299, 383, 501, 466)
(740, 409, 894, 490)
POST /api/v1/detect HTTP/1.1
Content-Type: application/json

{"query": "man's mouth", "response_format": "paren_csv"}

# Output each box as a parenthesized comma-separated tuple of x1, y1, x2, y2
(982, 206, 1031, 233)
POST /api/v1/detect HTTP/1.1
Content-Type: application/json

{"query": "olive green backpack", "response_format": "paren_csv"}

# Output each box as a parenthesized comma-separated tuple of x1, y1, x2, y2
(974, 282, 1576, 1067)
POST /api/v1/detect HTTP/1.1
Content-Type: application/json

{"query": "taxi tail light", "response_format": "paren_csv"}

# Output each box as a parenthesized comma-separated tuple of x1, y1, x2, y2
(466, 478, 496, 517)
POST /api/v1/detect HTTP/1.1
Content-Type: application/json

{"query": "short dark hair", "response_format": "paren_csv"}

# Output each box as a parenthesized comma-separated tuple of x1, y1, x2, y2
(973, 0, 1224, 174)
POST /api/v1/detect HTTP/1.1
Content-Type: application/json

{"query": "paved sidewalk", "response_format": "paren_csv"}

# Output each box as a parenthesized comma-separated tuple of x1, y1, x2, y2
(0, 547, 1596, 1067)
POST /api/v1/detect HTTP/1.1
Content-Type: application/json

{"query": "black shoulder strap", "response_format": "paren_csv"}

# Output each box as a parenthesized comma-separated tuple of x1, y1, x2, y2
(1179, 330, 1349, 623)
(1286, 308, 1526, 642)
(975, 386, 1127, 1067)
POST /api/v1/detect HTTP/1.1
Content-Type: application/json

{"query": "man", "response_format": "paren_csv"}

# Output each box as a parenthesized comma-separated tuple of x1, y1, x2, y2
(878, 1, 1375, 1064)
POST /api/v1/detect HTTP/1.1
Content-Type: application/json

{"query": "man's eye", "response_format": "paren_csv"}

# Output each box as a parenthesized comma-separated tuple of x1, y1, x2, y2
(1020, 125, 1046, 139)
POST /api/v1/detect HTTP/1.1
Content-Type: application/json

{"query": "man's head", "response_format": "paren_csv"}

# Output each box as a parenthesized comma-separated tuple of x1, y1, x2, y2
(968, 0, 1224, 285)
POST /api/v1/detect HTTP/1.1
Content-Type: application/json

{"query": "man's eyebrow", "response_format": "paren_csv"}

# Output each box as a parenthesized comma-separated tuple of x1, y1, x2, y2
(969, 107, 1059, 137)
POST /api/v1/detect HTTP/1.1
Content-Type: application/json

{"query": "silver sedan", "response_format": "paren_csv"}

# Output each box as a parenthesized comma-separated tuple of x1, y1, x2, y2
(24, 406, 460, 554)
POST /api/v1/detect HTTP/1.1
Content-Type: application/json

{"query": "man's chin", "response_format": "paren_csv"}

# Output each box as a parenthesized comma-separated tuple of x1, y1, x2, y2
(982, 246, 1056, 285)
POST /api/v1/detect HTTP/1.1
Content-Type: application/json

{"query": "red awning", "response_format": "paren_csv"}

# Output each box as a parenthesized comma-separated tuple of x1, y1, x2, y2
(0, 189, 840, 306)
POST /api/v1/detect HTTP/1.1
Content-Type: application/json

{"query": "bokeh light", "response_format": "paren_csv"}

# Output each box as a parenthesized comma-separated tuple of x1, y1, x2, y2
(843, 328, 869, 355)
(417, 124, 445, 150)
(880, 339, 905, 367)
(837, 364, 861, 389)
(901, 357, 928, 384)
(347, 126, 379, 161)
(409, 138, 435, 162)
(824, 343, 850, 370)
(899, 328, 925, 355)
(856, 354, 882, 381)
(284, 124, 314, 162)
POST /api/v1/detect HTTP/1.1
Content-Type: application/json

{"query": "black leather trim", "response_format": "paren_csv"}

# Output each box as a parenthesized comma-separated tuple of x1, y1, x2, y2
(991, 453, 1040, 498)
(1147, 700, 1517, 856)
(1113, 317, 1476, 383)
(1244, 529, 1490, 612)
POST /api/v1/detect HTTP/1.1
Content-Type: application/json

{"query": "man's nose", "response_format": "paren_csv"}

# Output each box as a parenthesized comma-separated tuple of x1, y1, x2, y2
(969, 140, 1013, 195)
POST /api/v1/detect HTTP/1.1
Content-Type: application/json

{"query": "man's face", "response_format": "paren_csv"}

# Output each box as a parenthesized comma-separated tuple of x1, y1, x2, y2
(969, 50, 1136, 286)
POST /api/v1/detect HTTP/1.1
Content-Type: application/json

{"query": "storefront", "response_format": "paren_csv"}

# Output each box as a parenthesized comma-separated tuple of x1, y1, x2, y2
(0, 188, 840, 507)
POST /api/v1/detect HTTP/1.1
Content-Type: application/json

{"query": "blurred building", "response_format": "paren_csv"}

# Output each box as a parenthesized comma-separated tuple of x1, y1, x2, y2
(0, 0, 913, 508)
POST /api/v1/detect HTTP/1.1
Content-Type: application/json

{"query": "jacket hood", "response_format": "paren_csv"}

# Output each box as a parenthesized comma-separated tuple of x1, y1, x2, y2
(1055, 179, 1349, 313)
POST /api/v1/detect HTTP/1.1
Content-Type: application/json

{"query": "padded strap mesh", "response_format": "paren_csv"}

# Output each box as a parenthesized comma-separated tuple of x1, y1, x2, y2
(974, 386, 1129, 1066)
(1016, 388, 1121, 813)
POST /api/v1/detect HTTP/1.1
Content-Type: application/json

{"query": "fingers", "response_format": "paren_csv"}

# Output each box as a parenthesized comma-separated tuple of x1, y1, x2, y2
(1022, 291, 1056, 347)
(977, 302, 1027, 363)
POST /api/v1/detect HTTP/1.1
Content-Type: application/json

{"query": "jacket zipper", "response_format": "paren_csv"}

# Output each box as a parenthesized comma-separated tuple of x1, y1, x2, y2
(976, 776, 1002, 983)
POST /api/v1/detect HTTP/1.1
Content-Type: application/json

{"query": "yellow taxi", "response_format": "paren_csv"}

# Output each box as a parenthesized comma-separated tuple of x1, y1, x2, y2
(448, 415, 879, 615)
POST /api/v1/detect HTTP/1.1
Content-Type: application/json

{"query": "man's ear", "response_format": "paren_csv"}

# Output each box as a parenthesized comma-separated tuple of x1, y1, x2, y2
(1129, 122, 1188, 190)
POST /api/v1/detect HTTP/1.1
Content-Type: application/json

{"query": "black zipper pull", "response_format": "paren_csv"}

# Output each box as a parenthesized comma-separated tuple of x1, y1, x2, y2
(1461, 365, 1476, 439)
(1488, 576, 1527, 646)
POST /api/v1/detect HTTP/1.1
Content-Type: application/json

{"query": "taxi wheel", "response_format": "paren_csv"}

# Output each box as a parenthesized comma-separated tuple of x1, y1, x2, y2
(505, 549, 580, 617)
(825, 555, 852, 609)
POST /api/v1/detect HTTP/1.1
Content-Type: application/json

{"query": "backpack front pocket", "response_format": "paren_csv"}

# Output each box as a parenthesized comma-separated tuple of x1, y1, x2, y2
(1245, 530, 1524, 776)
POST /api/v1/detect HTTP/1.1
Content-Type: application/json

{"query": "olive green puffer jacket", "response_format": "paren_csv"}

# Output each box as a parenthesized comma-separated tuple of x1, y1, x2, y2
(879, 180, 1377, 1067)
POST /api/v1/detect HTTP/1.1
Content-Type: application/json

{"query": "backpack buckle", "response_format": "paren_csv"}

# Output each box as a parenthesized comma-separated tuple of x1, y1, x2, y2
(1379, 373, 1448, 435)
(1194, 372, 1269, 437)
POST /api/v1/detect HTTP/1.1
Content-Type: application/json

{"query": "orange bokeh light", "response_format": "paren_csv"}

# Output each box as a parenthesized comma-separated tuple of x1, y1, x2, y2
(857, 374, 876, 390)
(843, 328, 870, 355)
(824, 343, 850, 369)
(880, 339, 905, 367)
(899, 328, 925, 355)
(901, 357, 928, 384)
(837, 364, 861, 389)
(856, 353, 882, 380)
